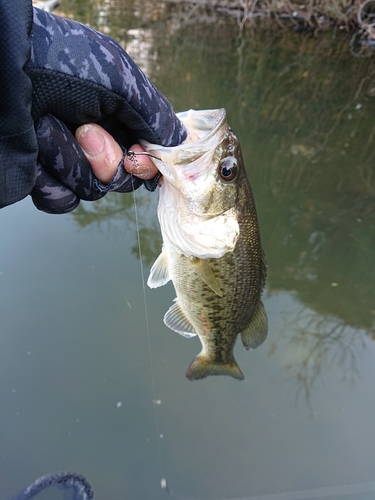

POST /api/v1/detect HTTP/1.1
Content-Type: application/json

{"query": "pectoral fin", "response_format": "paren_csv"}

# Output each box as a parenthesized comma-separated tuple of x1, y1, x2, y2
(241, 300, 268, 350)
(164, 300, 197, 338)
(188, 257, 223, 297)
(147, 247, 170, 289)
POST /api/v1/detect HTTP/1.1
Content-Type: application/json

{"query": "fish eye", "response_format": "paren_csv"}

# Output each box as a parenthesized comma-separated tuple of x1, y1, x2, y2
(218, 157, 237, 182)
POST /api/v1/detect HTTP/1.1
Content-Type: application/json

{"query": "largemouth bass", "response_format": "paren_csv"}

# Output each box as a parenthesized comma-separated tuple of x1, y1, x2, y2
(142, 109, 267, 380)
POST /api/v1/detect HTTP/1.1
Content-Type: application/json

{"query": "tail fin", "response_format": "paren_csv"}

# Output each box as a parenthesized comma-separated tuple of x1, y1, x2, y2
(186, 355, 244, 381)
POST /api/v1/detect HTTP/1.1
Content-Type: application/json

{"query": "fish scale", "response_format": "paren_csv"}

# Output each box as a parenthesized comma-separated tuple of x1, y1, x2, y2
(144, 108, 268, 380)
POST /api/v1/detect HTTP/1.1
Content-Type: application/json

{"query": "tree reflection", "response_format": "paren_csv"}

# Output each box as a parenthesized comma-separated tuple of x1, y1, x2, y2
(71, 191, 162, 267)
(59, 3, 375, 399)
(278, 302, 370, 407)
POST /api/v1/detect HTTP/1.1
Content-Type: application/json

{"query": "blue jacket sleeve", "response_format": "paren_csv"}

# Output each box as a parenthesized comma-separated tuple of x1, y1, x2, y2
(0, 0, 38, 207)
(0, 0, 187, 210)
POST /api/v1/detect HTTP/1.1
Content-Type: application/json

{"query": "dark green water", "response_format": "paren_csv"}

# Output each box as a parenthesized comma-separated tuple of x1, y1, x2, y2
(1, 2, 375, 499)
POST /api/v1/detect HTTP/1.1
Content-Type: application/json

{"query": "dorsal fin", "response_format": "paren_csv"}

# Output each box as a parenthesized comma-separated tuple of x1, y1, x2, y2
(240, 300, 268, 350)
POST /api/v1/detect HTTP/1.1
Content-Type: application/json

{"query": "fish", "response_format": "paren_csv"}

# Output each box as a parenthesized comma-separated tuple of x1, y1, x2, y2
(141, 108, 267, 381)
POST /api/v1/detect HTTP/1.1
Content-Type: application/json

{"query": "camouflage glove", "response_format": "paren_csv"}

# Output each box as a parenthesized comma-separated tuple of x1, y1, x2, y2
(0, 0, 186, 213)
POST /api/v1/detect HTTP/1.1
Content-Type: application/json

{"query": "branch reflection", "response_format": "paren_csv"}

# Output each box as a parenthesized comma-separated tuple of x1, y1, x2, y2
(71, 192, 162, 267)
(61, 3, 375, 400)
(276, 302, 371, 407)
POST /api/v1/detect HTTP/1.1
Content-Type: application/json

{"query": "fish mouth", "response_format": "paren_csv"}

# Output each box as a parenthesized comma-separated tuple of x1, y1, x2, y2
(172, 108, 228, 165)
(177, 108, 227, 141)
(140, 109, 230, 184)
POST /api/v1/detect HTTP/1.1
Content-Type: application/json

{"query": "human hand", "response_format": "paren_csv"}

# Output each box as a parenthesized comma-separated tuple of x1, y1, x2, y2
(75, 124, 159, 184)
(0, 1, 186, 213)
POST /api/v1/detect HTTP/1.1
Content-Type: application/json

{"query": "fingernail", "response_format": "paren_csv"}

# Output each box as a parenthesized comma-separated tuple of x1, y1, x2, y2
(76, 125, 105, 156)
(124, 155, 152, 178)
(131, 164, 151, 179)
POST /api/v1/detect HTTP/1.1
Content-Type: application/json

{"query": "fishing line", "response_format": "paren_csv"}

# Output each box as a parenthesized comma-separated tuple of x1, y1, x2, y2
(130, 166, 167, 491)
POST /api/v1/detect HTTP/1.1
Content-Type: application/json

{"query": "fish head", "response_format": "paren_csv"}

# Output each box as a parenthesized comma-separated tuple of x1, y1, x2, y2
(147, 109, 243, 215)
(141, 109, 247, 258)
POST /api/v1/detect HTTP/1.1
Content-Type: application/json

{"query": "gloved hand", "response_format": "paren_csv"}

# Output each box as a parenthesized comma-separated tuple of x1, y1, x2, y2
(0, 0, 186, 213)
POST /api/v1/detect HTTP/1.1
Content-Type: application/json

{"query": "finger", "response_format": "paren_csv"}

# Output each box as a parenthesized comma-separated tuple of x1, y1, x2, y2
(36, 114, 104, 202)
(76, 123, 123, 184)
(31, 164, 80, 214)
(124, 143, 160, 180)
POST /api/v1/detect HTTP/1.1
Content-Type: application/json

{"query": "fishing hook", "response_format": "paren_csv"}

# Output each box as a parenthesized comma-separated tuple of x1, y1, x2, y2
(126, 150, 161, 161)
(126, 150, 163, 190)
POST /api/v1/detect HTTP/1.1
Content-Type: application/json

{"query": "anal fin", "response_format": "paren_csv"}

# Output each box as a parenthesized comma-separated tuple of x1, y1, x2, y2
(164, 300, 197, 338)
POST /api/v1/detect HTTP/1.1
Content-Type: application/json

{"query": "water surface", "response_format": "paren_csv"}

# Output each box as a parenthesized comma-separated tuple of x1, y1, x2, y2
(2, 2, 375, 499)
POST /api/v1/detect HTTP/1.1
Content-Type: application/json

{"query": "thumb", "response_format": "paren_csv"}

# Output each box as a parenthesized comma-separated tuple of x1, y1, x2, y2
(75, 124, 122, 184)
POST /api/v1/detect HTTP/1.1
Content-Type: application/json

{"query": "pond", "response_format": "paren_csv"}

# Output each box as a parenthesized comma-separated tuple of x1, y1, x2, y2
(2, 1, 375, 499)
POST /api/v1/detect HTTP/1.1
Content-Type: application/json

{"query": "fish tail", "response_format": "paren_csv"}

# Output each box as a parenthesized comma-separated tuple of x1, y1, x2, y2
(186, 355, 244, 381)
